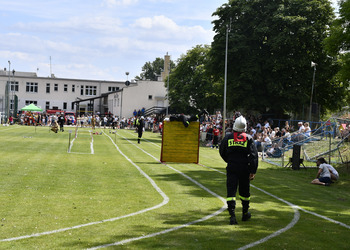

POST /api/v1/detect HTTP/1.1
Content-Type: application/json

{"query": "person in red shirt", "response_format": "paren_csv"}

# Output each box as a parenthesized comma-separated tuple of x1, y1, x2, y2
(212, 125, 220, 149)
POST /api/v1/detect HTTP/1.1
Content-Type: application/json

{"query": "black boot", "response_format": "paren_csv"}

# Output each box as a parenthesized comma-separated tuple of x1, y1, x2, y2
(227, 200, 238, 225)
(138, 138, 140, 144)
(242, 200, 251, 221)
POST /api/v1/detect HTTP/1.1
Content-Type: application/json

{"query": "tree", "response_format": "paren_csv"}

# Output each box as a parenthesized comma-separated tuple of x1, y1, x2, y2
(135, 57, 175, 81)
(209, 0, 339, 117)
(167, 45, 221, 114)
(324, 0, 350, 105)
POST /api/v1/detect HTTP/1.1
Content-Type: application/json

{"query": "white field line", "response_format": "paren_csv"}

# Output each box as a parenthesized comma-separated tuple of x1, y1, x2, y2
(199, 163, 350, 230)
(111, 134, 350, 249)
(89, 133, 227, 249)
(67, 129, 94, 154)
(0, 131, 169, 243)
(68, 136, 76, 153)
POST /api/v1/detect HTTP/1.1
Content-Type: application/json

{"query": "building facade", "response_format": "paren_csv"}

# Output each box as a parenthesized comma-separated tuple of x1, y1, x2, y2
(0, 70, 167, 122)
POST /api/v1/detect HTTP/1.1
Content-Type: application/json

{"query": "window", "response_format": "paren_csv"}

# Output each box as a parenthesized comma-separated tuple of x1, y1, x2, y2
(46, 83, 50, 93)
(54, 84, 58, 91)
(46, 102, 50, 110)
(85, 85, 97, 96)
(108, 86, 119, 92)
(71, 102, 75, 110)
(9, 81, 19, 92)
(88, 103, 94, 111)
(63, 102, 67, 110)
(64, 84, 68, 92)
(25, 100, 37, 105)
(148, 95, 153, 100)
(72, 84, 75, 92)
(81, 85, 84, 95)
(26, 82, 38, 93)
(10, 99, 14, 110)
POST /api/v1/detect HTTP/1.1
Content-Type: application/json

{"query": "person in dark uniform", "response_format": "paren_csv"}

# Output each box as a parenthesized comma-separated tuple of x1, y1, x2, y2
(169, 110, 209, 127)
(58, 114, 65, 132)
(135, 116, 145, 144)
(219, 115, 258, 225)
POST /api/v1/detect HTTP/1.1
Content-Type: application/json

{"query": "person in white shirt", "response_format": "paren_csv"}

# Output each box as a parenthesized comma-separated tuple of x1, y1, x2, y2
(298, 122, 305, 132)
(317, 157, 339, 181)
(303, 122, 311, 137)
(311, 158, 332, 186)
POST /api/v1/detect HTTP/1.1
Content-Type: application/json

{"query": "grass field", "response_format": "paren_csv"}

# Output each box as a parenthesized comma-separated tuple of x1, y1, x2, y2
(0, 125, 349, 249)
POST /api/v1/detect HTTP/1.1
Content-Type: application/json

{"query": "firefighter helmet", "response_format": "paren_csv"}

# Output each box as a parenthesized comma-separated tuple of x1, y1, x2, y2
(233, 116, 247, 132)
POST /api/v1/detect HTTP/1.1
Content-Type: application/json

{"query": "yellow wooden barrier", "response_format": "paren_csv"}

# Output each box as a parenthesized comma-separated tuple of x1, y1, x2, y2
(160, 121, 200, 163)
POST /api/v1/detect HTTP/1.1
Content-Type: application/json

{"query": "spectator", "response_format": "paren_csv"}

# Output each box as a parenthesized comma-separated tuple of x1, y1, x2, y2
(212, 125, 220, 149)
(311, 158, 332, 186)
(303, 122, 311, 137)
(264, 120, 270, 129)
(298, 122, 305, 132)
(317, 157, 339, 181)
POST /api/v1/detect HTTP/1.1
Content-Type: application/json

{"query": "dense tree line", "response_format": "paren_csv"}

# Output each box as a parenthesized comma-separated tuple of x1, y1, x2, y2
(139, 0, 350, 117)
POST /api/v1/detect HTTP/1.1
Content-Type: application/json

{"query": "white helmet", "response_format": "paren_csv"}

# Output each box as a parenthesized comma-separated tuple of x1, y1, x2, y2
(233, 116, 247, 132)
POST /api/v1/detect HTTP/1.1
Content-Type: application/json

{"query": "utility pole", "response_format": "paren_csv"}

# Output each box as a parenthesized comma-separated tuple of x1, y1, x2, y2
(223, 19, 231, 138)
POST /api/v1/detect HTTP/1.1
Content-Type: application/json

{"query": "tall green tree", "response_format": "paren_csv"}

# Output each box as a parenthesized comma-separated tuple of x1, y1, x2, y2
(136, 57, 175, 81)
(168, 45, 221, 114)
(209, 0, 338, 116)
(324, 0, 350, 105)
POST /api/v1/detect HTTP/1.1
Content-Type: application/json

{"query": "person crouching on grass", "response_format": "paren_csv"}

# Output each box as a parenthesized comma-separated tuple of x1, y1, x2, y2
(311, 158, 332, 186)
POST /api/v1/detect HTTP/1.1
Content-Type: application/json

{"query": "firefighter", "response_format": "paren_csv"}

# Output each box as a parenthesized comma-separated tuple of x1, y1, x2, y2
(51, 120, 58, 133)
(135, 116, 145, 144)
(219, 115, 258, 225)
(169, 110, 209, 127)
(58, 114, 65, 132)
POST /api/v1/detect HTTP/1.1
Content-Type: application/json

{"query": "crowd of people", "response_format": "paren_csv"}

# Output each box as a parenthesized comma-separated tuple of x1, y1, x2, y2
(199, 112, 317, 153)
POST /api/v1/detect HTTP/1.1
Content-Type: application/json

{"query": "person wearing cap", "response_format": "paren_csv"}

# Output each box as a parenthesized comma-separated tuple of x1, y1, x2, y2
(135, 116, 145, 144)
(219, 115, 258, 225)
(298, 122, 305, 132)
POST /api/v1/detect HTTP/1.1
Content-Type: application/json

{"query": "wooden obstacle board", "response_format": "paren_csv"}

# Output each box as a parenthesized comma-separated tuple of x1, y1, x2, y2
(160, 121, 200, 163)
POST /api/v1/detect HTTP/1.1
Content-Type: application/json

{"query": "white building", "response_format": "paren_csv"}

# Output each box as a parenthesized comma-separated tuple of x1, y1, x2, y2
(0, 61, 169, 121)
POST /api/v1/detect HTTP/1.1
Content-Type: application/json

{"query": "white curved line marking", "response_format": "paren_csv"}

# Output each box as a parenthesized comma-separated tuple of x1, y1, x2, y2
(198, 163, 350, 249)
(89, 133, 226, 249)
(0, 131, 169, 242)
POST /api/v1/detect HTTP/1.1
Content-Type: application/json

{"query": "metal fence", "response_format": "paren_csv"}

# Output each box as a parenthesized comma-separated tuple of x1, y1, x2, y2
(262, 117, 350, 167)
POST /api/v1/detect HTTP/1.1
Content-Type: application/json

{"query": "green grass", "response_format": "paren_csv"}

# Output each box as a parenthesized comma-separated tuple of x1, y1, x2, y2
(0, 125, 349, 249)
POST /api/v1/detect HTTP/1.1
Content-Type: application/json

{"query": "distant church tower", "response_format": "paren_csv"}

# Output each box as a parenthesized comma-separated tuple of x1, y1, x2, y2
(161, 52, 171, 81)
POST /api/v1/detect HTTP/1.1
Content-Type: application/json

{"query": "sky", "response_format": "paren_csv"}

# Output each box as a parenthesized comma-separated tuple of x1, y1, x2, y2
(0, 0, 340, 81)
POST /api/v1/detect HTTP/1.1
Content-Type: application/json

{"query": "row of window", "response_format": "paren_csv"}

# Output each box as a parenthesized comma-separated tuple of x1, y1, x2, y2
(22, 101, 74, 110)
(7, 81, 119, 96)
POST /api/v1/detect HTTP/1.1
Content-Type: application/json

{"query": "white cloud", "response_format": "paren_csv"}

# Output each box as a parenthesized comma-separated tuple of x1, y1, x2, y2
(132, 15, 213, 42)
(14, 16, 124, 35)
(102, 0, 138, 8)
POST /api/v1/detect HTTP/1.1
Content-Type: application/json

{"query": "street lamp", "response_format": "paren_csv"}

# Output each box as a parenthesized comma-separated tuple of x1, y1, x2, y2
(11, 69, 15, 116)
(166, 61, 170, 116)
(309, 62, 317, 122)
(223, 20, 231, 138)
(5, 61, 11, 122)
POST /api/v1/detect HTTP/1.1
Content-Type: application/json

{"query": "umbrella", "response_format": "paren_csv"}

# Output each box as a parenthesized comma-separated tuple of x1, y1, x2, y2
(21, 103, 43, 112)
